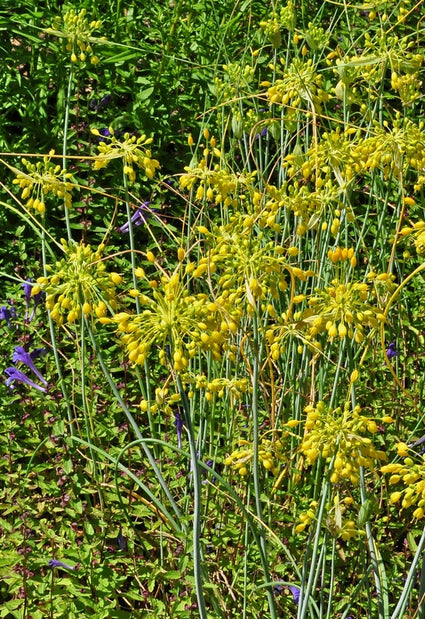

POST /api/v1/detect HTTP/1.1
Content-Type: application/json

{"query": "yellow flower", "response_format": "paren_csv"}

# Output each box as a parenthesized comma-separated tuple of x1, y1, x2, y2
(12, 152, 74, 214)
(303, 278, 385, 343)
(301, 401, 386, 484)
(35, 240, 120, 326)
(112, 269, 224, 371)
(91, 128, 160, 183)
(46, 8, 104, 64)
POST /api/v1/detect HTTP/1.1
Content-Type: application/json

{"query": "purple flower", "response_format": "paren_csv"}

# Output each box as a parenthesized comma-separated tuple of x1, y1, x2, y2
(118, 202, 152, 233)
(12, 346, 48, 385)
(116, 529, 128, 551)
(174, 411, 183, 449)
(48, 559, 77, 571)
(386, 342, 401, 359)
(5, 367, 47, 392)
(288, 585, 301, 604)
(0, 305, 17, 328)
(90, 94, 111, 111)
(22, 279, 44, 322)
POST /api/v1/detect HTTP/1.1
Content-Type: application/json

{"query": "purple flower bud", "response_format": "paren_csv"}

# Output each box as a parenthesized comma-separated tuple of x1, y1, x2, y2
(21, 279, 44, 322)
(174, 411, 183, 449)
(5, 367, 47, 392)
(0, 305, 17, 328)
(12, 346, 48, 385)
(386, 342, 401, 360)
(118, 202, 152, 233)
(288, 585, 301, 604)
(48, 559, 77, 571)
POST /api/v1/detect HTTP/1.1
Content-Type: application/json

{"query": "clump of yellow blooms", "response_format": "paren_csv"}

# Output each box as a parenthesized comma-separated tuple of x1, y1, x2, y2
(197, 214, 313, 313)
(225, 436, 287, 477)
(381, 453, 425, 520)
(139, 388, 181, 415)
(303, 277, 386, 342)
(328, 247, 357, 267)
(399, 220, 425, 256)
(12, 152, 74, 214)
(46, 8, 104, 64)
(264, 58, 331, 115)
(300, 401, 386, 484)
(183, 374, 250, 403)
(109, 269, 231, 371)
(353, 116, 425, 187)
(91, 128, 160, 183)
(31, 240, 120, 326)
(179, 133, 257, 207)
(295, 500, 318, 534)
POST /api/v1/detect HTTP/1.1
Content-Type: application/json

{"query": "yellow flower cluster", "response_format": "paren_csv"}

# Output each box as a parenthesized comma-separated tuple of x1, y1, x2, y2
(184, 374, 250, 403)
(111, 270, 227, 371)
(180, 135, 256, 207)
(197, 214, 313, 312)
(32, 240, 120, 325)
(303, 278, 386, 342)
(139, 388, 181, 415)
(264, 58, 330, 114)
(91, 128, 160, 183)
(295, 500, 318, 534)
(225, 436, 287, 477)
(300, 401, 386, 484)
(399, 220, 425, 256)
(382, 455, 425, 520)
(12, 152, 74, 215)
(47, 8, 103, 64)
(328, 247, 357, 267)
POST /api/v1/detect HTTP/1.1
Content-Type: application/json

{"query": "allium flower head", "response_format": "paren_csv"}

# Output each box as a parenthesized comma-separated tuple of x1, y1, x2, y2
(32, 239, 120, 326)
(225, 436, 287, 477)
(382, 454, 425, 520)
(46, 8, 103, 64)
(301, 401, 386, 485)
(111, 269, 222, 371)
(304, 278, 386, 343)
(12, 151, 74, 214)
(91, 128, 160, 183)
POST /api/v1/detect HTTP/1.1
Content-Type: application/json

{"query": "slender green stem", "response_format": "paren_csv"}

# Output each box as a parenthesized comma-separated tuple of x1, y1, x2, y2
(176, 374, 208, 619)
(62, 68, 73, 240)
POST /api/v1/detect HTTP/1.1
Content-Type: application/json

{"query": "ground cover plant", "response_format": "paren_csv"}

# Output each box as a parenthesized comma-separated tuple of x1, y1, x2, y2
(1, 0, 425, 617)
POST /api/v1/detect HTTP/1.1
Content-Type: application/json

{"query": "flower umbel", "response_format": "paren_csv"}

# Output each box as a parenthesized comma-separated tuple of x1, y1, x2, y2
(91, 128, 160, 183)
(112, 269, 222, 371)
(46, 8, 103, 64)
(301, 401, 386, 484)
(32, 240, 120, 326)
(12, 152, 74, 214)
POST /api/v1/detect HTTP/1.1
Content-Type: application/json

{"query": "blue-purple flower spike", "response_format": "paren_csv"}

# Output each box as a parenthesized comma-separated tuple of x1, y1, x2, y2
(0, 305, 17, 329)
(174, 411, 183, 449)
(288, 585, 301, 604)
(118, 202, 152, 233)
(386, 342, 401, 360)
(13, 346, 48, 385)
(5, 367, 47, 392)
(48, 559, 77, 571)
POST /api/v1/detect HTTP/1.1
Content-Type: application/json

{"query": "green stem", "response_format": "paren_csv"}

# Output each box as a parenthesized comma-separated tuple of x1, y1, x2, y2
(62, 68, 73, 240)
(252, 316, 277, 619)
(176, 374, 208, 619)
